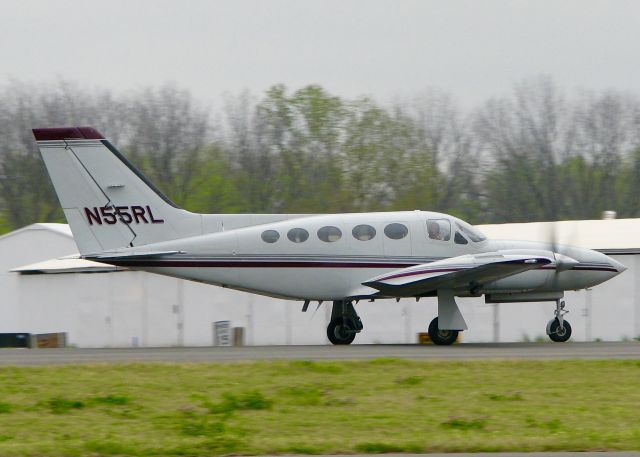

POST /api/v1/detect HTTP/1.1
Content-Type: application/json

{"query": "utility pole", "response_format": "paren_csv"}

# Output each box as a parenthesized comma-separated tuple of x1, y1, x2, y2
(176, 280, 184, 347)
(585, 288, 592, 342)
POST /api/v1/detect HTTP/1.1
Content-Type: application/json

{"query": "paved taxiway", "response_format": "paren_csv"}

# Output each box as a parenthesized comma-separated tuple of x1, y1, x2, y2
(274, 453, 640, 457)
(0, 342, 638, 366)
(278, 454, 640, 457)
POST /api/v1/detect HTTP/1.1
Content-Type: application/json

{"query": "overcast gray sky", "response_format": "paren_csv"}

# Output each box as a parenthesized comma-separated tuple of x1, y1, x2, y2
(2, 0, 639, 106)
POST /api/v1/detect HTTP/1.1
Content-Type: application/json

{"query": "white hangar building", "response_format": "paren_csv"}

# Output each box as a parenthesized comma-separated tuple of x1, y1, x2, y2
(1, 220, 638, 347)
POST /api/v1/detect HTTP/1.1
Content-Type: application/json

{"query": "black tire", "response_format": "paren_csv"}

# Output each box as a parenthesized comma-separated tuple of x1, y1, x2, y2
(548, 318, 572, 343)
(327, 318, 356, 345)
(428, 317, 459, 346)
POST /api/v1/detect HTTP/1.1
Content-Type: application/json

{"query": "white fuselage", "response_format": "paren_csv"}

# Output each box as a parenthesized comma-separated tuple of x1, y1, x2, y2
(102, 211, 624, 301)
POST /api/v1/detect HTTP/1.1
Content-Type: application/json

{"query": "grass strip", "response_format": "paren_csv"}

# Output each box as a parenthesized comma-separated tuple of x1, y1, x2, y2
(0, 359, 639, 456)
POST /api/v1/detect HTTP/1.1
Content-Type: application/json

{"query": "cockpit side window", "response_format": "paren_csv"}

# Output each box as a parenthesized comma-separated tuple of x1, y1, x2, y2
(454, 231, 468, 245)
(455, 220, 487, 242)
(426, 219, 451, 241)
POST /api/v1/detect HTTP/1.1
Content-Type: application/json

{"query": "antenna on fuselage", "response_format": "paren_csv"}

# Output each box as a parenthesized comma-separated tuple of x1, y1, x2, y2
(310, 301, 324, 319)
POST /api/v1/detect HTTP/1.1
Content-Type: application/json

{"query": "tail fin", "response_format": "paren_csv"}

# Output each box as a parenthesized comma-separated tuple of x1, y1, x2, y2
(33, 127, 202, 254)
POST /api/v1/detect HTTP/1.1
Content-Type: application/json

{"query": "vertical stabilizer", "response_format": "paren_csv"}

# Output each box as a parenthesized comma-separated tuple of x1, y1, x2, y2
(33, 127, 202, 254)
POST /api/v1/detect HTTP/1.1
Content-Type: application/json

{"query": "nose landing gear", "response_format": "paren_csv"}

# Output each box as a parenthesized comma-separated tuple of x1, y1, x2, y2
(327, 300, 363, 345)
(546, 299, 572, 342)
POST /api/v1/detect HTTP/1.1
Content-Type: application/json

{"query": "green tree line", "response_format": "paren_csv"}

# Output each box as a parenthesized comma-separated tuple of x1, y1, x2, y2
(1, 77, 639, 235)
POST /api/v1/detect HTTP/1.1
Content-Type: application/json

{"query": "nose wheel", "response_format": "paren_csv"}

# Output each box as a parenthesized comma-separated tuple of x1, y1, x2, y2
(546, 300, 572, 342)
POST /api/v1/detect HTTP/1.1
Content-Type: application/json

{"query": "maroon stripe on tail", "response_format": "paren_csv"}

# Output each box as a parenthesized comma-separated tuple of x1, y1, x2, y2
(32, 126, 104, 141)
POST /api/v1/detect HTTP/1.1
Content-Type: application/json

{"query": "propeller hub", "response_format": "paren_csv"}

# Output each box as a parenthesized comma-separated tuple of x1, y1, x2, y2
(553, 253, 579, 272)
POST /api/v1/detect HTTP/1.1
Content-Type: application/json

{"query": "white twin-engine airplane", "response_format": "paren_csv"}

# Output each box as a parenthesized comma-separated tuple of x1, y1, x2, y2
(33, 127, 626, 345)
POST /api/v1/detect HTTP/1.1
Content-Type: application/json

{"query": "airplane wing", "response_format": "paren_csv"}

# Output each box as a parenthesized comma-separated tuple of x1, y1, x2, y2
(362, 252, 553, 297)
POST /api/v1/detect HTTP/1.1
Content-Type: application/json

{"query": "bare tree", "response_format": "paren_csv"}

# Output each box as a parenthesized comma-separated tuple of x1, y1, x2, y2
(473, 76, 573, 221)
(125, 84, 210, 204)
(402, 89, 479, 214)
(0, 80, 125, 228)
(221, 87, 285, 212)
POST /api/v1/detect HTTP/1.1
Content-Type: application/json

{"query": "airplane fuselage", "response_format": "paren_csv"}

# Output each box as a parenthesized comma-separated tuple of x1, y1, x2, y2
(100, 210, 624, 301)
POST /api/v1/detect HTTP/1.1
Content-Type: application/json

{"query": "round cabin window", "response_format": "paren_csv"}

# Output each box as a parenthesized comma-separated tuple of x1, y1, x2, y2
(287, 227, 309, 243)
(352, 224, 376, 241)
(384, 223, 408, 240)
(261, 230, 280, 243)
(317, 226, 342, 242)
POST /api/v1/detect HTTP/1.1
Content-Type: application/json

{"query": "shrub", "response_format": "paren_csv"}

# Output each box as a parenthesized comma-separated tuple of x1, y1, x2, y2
(47, 397, 85, 414)
(207, 390, 273, 414)
(440, 417, 486, 430)
(91, 395, 130, 406)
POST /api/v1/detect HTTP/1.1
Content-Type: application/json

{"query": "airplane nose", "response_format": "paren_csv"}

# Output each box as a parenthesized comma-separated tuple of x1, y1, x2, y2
(570, 249, 627, 289)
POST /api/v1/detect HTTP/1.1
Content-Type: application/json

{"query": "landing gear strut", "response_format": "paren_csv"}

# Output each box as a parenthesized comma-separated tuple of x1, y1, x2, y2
(327, 300, 363, 345)
(546, 299, 572, 343)
(427, 290, 466, 345)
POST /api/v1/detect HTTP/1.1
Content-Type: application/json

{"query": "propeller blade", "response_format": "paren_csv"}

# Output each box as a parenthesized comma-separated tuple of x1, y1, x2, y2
(546, 220, 563, 287)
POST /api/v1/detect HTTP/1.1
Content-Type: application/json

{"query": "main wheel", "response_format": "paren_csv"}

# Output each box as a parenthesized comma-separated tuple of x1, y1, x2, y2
(548, 318, 572, 343)
(327, 318, 356, 345)
(428, 317, 459, 346)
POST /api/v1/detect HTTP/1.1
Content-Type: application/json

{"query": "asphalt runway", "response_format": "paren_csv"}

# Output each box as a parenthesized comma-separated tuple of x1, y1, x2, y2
(282, 454, 640, 457)
(273, 454, 640, 457)
(0, 341, 638, 366)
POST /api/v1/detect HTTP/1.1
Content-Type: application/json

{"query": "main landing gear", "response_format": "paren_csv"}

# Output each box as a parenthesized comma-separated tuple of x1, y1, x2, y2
(428, 317, 459, 345)
(427, 290, 467, 345)
(327, 300, 363, 345)
(546, 299, 572, 343)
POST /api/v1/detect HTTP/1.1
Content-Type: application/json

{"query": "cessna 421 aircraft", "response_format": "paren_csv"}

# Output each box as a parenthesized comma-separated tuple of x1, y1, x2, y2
(33, 127, 626, 345)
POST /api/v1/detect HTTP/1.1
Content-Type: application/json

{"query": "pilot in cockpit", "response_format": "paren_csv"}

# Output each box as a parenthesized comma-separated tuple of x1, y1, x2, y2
(427, 221, 442, 240)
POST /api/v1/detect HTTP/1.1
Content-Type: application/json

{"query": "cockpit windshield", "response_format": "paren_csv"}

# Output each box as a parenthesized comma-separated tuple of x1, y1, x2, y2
(454, 219, 487, 242)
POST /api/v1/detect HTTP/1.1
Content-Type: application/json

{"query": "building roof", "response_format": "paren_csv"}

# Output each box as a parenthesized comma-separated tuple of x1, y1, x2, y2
(478, 218, 640, 254)
(0, 223, 72, 243)
(0, 223, 104, 274)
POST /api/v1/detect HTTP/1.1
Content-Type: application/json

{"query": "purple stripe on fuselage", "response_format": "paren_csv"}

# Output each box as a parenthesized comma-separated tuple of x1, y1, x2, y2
(103, 260, 417, 269)
(540, 265, 618, 272)
(376, 267, 465, 281)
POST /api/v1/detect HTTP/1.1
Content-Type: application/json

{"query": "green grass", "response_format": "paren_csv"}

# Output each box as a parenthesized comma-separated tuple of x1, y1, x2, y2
(0, 359, 639, 456)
